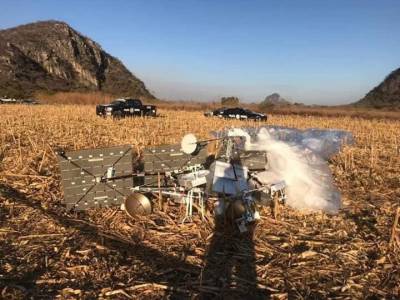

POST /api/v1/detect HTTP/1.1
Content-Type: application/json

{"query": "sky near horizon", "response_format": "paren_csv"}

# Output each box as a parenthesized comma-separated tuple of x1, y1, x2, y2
(1, 0, 399, 104)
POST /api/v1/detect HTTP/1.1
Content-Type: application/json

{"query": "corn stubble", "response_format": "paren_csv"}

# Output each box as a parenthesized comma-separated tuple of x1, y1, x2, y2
(0, 105, 399, 299)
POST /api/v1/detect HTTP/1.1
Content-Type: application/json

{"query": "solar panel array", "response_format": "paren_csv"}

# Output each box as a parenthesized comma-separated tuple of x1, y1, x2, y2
(58, 145, 133, 210)
(57, 140, 267, 211)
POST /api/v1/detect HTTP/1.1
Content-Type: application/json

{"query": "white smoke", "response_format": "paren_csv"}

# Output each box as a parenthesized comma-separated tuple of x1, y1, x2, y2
(226, 127, 352, 214)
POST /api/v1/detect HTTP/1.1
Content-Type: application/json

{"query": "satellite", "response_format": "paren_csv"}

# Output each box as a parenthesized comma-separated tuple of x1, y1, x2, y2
(57, 132, 286, 232)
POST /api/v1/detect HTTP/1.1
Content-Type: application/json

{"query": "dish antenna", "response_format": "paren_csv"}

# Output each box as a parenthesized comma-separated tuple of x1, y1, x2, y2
(181, 134, 224, 155)
(124, 193, 152, 218)
(181, 133, 198, 155)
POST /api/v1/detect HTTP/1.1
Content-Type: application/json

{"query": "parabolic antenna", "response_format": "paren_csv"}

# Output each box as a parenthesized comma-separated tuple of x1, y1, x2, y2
(181, 133, 198, 155)
(124, 193, 152, 218)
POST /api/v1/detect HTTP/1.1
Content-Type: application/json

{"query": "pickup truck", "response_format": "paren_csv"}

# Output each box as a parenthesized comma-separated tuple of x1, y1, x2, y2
(96, 98, 157, 118)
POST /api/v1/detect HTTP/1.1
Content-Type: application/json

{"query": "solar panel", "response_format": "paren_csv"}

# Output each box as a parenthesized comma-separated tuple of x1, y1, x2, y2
(143, 143, 208, 186)
(57, 145, 133, 210)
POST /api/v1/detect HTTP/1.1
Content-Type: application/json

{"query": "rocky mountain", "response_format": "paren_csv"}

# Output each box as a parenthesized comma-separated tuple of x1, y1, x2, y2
(0, 20, 154, 98)
(260, 93, 291, 106)
(356, 68, 400, 108)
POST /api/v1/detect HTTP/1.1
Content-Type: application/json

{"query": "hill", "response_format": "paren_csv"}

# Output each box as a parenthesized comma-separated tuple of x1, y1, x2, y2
(0, 20, 154, 99)
(356, 67, 400, 108)
(260, 93, 292, 107)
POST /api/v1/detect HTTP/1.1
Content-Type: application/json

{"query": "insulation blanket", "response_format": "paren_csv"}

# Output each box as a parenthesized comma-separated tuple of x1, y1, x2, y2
(223, 126, 354, 214)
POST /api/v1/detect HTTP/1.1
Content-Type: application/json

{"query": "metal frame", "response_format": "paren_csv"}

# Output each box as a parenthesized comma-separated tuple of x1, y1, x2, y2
(57, 134, 287, 232)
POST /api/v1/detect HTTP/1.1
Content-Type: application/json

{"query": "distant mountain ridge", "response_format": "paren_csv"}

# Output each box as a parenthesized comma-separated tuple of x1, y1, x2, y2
(0, 20, 154, 98)
(356, 67, 400, 108)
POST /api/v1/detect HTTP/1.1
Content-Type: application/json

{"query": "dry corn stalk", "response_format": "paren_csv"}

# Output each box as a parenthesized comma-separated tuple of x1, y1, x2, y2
(0, 105, 399, 299)
(390, 207, 400, 250)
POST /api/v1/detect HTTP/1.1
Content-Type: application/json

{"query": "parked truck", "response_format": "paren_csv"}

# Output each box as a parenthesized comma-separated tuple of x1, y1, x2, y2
(96, 98, 157, 118)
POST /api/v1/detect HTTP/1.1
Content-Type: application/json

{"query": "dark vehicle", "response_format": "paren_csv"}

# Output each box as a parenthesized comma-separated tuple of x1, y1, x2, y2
(96, 98, 157, 118)
(20, 99, 40, 105)
(204, 107, 226, 117)
(204, 107, 267, 121)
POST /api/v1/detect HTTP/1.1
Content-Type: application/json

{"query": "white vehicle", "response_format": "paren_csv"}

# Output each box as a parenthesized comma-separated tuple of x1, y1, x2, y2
(0, 97, 17, 104)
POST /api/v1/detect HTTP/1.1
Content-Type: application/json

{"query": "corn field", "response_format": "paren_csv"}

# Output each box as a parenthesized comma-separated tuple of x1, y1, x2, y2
(0, 104, 399, 299)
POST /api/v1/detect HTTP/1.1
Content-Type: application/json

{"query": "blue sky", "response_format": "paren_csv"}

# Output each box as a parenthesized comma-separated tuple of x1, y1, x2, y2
(1, 0, 400, 104)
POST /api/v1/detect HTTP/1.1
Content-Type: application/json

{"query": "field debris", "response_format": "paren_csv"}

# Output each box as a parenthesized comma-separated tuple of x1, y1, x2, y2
(390, 207, 400, 250)
(0, 105, 399, 299)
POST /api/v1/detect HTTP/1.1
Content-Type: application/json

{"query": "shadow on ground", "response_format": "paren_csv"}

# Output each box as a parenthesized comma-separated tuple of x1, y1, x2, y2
(0, 183, 269, 299)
